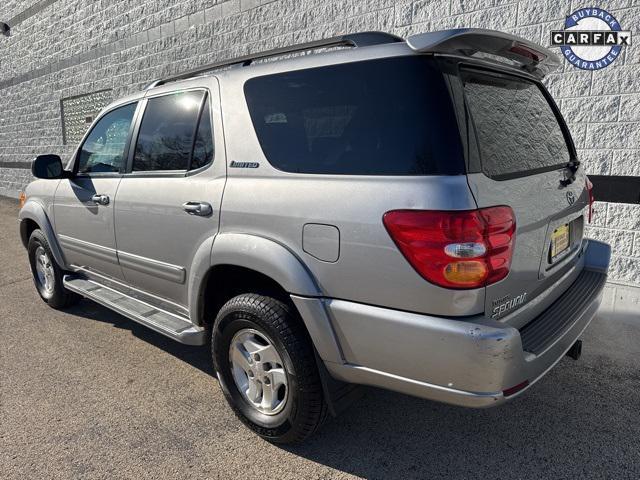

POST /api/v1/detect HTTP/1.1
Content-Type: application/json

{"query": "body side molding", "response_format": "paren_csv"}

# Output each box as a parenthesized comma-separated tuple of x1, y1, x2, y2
(117, 249, 186, 284)
(58, 234, 119, 266)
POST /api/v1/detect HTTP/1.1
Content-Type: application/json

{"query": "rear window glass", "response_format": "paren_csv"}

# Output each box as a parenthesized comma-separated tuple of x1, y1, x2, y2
(244, 57, 464, 175)
(462, 69, 572, 180)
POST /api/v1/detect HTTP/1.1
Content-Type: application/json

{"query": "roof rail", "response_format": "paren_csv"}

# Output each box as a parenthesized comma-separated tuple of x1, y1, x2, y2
(144, 31, 403, 90)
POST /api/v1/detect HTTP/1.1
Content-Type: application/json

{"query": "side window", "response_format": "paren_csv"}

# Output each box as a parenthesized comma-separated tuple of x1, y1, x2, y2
(243, 57, 464, 175)
(133, 91, 205, 171)
(77, 103, 137, 174)
(191, 96, 214, 170)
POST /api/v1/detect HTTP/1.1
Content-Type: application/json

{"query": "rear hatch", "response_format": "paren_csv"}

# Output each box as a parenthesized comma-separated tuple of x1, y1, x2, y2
(459, 66, 589, 325)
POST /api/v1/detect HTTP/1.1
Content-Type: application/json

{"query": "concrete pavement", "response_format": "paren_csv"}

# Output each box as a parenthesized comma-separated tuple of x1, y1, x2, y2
(1, 197, 639, 479)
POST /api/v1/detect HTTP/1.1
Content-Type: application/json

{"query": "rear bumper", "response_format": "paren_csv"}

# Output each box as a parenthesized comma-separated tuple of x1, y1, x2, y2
(321, 239, 610, 407)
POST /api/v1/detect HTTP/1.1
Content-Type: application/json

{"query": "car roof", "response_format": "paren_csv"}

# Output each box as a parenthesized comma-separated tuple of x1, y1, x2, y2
(104, 29, 558, 109)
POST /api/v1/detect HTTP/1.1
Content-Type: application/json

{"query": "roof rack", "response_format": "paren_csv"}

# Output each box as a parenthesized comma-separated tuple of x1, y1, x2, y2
(144, 31, 403, 90)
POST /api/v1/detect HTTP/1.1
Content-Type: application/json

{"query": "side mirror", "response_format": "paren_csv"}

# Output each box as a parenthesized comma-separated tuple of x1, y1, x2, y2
(31, 154, 68, 179)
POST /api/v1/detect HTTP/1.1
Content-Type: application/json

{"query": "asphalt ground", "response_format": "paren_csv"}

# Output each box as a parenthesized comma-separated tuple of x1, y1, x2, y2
(1, 196, 639, 479)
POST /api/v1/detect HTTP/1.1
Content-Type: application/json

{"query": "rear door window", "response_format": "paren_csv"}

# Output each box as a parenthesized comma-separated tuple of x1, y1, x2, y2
(133, 91, 205, 171)
(244, 56, 464, 175)
(462, 69, 572, 180)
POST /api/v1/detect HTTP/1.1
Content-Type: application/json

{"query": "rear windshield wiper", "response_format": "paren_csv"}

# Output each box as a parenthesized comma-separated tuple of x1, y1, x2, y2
(560, 159, 580, 186)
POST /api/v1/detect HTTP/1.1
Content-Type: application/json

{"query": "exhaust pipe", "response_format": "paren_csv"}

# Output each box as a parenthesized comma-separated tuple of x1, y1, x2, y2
(566, 339, 582, 360)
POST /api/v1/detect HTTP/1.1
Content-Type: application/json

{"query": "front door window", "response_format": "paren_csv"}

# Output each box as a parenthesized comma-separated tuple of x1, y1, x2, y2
(77, 103, 137, 174)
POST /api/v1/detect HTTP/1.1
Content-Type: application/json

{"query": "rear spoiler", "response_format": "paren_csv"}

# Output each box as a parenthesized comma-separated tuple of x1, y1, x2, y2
(406, 28, 560, 79)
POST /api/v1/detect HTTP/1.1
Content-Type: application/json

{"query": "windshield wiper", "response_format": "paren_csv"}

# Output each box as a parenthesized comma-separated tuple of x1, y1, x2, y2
(560, 159, 580, 186)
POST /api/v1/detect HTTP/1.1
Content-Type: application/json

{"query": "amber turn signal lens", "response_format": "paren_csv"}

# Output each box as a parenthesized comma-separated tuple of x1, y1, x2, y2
(383, 207, 516, 289)
(19, 191, 26, 208)
(442, 261, 488, 286)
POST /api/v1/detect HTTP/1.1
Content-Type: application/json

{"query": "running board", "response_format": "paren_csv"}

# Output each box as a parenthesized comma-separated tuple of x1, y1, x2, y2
(63, 275, 206, 345)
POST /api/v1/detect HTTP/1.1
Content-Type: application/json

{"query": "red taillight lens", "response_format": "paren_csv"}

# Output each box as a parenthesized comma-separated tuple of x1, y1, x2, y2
(383, 207, 516, 289)
(585, 177, 595, 223)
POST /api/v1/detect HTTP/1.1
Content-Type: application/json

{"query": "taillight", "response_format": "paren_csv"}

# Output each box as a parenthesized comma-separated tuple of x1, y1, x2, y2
(585, 177, 595, 223)
(383, 207, 516, 289)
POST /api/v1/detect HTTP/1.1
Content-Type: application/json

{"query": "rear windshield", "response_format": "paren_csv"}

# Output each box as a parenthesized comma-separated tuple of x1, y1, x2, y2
(462, 69, 572, 180)
(244, 57, 464, 175)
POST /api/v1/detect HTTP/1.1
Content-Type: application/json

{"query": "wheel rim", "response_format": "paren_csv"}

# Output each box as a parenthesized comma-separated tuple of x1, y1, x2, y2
(229, 328, 288, 415)
(34, 246, 55, 297)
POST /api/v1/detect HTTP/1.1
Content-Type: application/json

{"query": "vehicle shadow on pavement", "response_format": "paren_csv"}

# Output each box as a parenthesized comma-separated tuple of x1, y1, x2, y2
(64, 298, 639, 479)
(282, 308, 640, 479)
(65, 299, 214, 376)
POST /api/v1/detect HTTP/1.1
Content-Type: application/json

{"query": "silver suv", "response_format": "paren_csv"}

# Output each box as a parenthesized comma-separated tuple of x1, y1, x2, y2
(19, 29, 610, 444)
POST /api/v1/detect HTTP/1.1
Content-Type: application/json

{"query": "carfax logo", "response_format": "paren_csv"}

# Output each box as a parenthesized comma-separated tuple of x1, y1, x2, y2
(550, 7, 631, 70)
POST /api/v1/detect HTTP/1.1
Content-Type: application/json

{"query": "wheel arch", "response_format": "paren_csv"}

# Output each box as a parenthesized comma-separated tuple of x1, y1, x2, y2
(18, 200, 67, 268)
(190, 233, 344, 364)
(191, 233, 322, 325)
(199, 264, 295, 329)
(19, 217, 39, 248)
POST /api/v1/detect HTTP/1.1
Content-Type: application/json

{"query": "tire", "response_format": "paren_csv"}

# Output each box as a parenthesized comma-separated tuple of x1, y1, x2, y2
(212, 293, 327, 444)
(27, 229, 80, 309)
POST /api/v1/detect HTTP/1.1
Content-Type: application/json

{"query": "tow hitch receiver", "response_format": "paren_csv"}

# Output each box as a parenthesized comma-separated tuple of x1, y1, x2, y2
(566, 340, 582, 360)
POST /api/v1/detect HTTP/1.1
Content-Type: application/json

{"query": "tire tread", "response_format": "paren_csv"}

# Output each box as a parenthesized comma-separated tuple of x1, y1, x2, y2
(213, 293, 327, 443)
(28, 229, 80, 309)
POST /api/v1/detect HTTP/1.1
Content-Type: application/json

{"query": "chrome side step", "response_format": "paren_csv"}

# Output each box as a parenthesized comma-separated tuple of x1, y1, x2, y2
(63, 275, 206, 345)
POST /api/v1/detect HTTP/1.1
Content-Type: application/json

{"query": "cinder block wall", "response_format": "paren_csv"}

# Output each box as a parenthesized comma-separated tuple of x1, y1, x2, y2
(0, 0, 638, 286)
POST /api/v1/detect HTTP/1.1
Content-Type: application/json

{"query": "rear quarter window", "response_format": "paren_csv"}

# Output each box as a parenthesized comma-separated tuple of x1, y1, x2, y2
(244, 56, 464, 175)
(462, 69, 572, 180)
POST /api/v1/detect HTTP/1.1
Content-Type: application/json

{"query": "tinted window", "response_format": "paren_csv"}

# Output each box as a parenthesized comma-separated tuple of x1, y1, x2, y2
(77, 103, 136, 174)
(191, 97, 214, 170)
(462, 69, 571, 179)
(133, 91, 204, 171)
(244, 57, 464, 175)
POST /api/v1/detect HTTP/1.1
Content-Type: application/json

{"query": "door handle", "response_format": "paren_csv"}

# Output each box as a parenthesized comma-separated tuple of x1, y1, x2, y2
(91, 194, 110, 206)
(182, 201, 212, 216)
